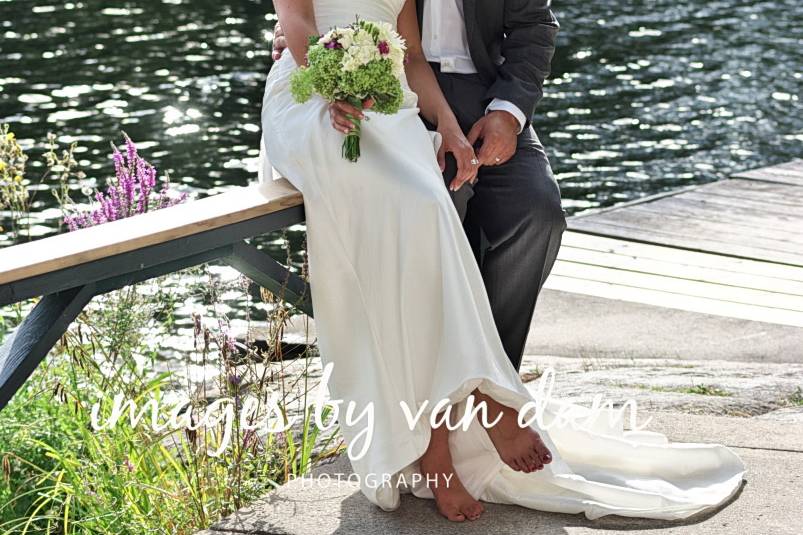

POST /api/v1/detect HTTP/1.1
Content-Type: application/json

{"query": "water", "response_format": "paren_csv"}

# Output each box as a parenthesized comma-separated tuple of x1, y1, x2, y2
(1, 0, 276, 223)
(1, 0, 800, 230)
(548, 0, 802, 210)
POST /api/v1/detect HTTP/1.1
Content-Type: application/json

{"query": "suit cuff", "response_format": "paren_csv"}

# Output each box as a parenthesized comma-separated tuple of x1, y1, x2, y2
(486, 99, 527, 134)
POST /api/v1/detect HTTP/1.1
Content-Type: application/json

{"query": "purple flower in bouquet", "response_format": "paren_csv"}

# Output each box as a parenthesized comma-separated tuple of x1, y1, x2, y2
(64, 133, 188, 231)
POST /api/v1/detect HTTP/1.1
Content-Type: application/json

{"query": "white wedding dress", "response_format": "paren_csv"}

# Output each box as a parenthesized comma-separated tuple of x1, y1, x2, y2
(259, 0, 745, 520)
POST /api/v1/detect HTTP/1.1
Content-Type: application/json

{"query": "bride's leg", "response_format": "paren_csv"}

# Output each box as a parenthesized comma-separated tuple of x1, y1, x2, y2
(419, 415, 485, 522)
(473, 390, 553, 473)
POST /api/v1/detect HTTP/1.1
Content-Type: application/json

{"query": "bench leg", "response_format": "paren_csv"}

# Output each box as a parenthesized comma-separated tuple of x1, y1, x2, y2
(0, 285, 96, 410)
(225, 242, 313, 317)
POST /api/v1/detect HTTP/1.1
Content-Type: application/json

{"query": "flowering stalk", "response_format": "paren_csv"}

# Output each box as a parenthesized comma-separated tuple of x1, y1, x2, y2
(64, 133, 188, 231)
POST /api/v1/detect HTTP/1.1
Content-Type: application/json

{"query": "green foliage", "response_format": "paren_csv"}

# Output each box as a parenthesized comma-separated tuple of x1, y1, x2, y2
(0, 124, 85, 242)
(0, 125, 29, 233)
(0, 268, 340, 534)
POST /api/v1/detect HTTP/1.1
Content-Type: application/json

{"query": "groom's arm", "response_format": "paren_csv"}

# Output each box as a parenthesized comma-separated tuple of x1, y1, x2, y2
(485, 1, 560, 128)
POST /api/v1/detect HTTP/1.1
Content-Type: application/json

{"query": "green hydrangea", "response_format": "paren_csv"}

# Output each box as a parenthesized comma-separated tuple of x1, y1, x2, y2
(289, 42, 403, 116)
(339, 59, 403, 114)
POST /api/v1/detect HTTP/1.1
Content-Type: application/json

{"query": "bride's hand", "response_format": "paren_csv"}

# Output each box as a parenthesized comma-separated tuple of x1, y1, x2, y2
(271, 22, 287, 61)
(328, 98, 375, 134)
(437, 123, 479, 191)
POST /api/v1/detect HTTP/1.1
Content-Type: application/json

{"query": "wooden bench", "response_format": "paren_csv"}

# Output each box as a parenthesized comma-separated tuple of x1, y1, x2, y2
(0, 179, 309, 410)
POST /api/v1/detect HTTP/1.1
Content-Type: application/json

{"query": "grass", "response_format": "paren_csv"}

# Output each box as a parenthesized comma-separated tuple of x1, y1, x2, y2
(579, 357, 696, 373)
(632, 383, 733, 397)
(0, 249, 332, 534)
(789, 387, 803, 406)
(0, 270, 335, 535)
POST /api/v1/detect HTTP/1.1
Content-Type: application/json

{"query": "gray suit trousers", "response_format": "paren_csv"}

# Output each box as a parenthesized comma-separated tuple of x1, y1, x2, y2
(425, 65, 567, 371)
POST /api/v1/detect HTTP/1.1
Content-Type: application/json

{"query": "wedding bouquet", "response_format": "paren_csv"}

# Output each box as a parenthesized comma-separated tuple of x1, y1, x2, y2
(290, 19, 407, 162)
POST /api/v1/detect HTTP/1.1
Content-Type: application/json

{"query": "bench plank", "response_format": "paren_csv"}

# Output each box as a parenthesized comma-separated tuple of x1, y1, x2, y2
(0, 180, 302, 286)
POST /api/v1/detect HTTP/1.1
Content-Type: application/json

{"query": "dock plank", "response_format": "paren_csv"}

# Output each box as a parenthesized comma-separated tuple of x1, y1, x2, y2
(614, 206, 803, 245)
(569, 173, 803, 267)
(568, 220, 803, 266)
(554, 230, 803, 328)
(544, 274, 803, 327)
(551, 260, 803, 312)
(557, 245, 803, 296)
(561, 232, 803, 281)
(733, 159, 803, 187)
(557, 161, 803, 325)
(627, 196, 803, 235)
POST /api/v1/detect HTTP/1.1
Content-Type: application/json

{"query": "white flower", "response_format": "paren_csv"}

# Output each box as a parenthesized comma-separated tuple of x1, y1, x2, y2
(375, 22, 394, 40)
(338, 28, 356, 50)
(318, 29, 337, 45)
(341, 27, 383, 71)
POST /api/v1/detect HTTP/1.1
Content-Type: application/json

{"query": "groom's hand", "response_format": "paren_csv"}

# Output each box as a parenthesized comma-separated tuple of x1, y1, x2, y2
(467, 111, 519, 167)
(272, 22, 287, 61)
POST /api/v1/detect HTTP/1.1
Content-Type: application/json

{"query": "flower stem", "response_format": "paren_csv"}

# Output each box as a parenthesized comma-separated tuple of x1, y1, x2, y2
(342, 96, 363, 162)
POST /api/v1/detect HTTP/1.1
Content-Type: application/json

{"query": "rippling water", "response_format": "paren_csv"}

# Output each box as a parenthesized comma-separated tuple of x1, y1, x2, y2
(1, 0, 801, 224)
(549, 0, 802, 210)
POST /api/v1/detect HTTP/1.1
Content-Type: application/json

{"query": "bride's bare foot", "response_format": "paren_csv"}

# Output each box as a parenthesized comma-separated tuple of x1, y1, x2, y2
(420, 424, 485, 522)
(474, 390, 552, 473)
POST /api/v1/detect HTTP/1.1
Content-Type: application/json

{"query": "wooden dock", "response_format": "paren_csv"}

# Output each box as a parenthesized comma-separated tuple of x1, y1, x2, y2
(545, 160, 803, 328)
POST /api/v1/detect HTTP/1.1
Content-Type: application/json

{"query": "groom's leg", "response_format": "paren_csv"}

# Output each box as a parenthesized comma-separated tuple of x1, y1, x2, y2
(425, 65, 567, 370)
(467, 129, 567, 370)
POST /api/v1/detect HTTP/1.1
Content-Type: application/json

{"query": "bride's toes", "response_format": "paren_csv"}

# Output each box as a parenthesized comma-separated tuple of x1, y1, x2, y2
(436, 494, 483, 522)
(462, 500, 484, 521)
(506, 456, 523, 472)
(532, 434, 552, 465)
(476, 395, 555, 473)
(527, 453, 543, 472)
(442, 507, 466, 523)
(522, 453, 535, 472)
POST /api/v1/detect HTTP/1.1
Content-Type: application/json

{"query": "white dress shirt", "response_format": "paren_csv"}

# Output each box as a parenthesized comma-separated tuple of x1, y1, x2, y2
(420, 0, 527, 132)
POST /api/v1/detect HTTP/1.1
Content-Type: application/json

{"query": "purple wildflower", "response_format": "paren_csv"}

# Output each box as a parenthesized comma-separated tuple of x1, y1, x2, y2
(63, 134, 188, 231)
(377, 41, 390, 55)
(112, 146, 125, 178)
(324, 40, 342, 50)
(227, 373, 242, 387)
(218, 319, 238, 357)
(124, 133, 137, 168)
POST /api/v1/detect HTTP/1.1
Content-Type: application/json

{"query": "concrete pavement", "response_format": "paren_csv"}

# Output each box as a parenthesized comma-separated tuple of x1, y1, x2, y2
(197, 411, 802, 535)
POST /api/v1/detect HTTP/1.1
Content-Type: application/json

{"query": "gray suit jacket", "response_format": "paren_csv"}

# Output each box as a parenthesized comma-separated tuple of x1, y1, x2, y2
(417, 0, 560, 128)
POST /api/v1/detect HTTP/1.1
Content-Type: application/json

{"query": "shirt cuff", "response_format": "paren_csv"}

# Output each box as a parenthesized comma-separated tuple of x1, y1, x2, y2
(486, 99, 527, 134)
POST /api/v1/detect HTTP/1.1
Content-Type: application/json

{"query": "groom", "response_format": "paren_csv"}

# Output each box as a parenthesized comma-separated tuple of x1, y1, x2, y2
(272, 0, 566, 371)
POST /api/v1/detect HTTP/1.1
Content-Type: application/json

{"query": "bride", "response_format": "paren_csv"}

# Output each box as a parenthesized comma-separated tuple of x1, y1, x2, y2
(261, 0, 745, 523)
